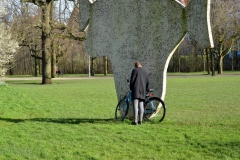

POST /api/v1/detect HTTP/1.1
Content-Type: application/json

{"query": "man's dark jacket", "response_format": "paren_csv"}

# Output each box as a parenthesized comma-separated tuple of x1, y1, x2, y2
(130, 67, 149, 100)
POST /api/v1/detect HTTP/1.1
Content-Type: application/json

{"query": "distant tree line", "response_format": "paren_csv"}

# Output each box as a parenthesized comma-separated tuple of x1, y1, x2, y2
(169, 0, 240, 75)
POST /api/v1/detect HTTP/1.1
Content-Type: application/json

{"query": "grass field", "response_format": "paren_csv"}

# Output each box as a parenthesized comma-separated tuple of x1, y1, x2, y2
(0, 74, 240, 159)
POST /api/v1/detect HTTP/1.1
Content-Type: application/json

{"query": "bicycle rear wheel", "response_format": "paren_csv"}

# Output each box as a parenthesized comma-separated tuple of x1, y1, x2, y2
(144, 97, 166, 122)
(115, 98, 129, 121)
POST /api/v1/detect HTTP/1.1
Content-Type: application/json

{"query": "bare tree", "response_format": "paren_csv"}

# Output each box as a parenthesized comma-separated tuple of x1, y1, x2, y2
(20, 0, 85, 84)
(19, 0, 54, 84)
(12, 10, 42, 77)
(211, 0, 240, 74)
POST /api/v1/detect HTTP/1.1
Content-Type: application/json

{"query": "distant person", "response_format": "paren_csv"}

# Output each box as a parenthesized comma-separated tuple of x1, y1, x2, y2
(56, 69, 62, 77)
(130, 62, 149, 125)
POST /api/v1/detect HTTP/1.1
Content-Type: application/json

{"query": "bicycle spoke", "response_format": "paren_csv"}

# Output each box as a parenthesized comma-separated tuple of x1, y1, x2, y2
(115, 99, 129, 121)
(144, 97, 166, 122)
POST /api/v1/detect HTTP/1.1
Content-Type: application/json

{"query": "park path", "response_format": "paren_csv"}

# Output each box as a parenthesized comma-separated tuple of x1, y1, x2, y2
(3, 73, 240, 81)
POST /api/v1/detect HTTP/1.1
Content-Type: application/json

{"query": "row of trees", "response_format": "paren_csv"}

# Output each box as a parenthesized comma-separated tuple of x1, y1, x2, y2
(169, 0, 240, 75)
(1, 0, 240, 84)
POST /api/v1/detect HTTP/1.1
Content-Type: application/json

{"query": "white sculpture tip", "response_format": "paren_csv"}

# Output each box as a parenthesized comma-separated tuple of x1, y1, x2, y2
(89, 0, 96, 4)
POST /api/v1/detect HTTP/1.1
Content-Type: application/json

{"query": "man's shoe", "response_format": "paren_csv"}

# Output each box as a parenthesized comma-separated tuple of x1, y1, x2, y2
(131, 122, 138, 125)
(138, 121, 142, 125)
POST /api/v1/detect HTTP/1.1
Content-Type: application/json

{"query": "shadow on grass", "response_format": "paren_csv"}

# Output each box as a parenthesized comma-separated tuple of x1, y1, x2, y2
(6, 81, 42, 85)
(0, 117, 116, 124)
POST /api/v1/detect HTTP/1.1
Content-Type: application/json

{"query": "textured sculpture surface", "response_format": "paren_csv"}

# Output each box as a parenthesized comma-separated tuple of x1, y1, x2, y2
(79, 0, 213, 114)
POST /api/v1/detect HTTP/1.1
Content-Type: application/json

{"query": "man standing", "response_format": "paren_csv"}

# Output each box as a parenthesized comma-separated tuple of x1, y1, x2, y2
(130, 62, 149, 125)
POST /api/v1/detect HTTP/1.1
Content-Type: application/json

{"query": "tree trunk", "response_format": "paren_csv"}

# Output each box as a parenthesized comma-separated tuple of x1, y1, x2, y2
(231, 51, 234, 71)
(50, 1, 56, 78)
(34, 57, 40, 77)
(202, 49, 206, 72)
(206, 48, 210, 74)
(71, 52, 74, 73)
(172, 54, 175, 72)
(9, 69, 13, 75)
(51, 41, 57, 78)
(237, 52, 240, 70)
(218, 56, 224, 74)
(41, 2, 52, 84)
(91, 57, 96, 76)
(177, 47, 180, 72)
(103, 56, 108, 76)
(210, 48, 215, 76)
(9, 62, 13, 75)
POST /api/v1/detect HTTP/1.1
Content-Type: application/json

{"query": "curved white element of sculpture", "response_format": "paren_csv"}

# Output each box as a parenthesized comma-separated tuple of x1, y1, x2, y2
(79, 0, 214, 117)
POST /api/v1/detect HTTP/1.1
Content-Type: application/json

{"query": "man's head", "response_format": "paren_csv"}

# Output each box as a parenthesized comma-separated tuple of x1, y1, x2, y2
(135, 62, 142, 68)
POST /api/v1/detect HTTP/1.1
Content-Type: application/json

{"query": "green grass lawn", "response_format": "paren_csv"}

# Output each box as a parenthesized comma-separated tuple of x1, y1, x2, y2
(0, 75, 239, 159)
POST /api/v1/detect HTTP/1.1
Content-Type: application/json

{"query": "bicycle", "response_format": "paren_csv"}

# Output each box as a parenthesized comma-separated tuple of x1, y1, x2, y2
(115, 88, 166, 122)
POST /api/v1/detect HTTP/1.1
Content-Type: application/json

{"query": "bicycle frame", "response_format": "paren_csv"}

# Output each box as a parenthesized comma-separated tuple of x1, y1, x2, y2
(144, 90, 157, 114)
(125, 89, 156, 114)
(124, 90, 132, 103)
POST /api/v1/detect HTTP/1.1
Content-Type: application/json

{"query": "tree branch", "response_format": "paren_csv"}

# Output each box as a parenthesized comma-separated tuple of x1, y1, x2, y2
(51, 23, 86, 41)
(21, 0, 46, 7)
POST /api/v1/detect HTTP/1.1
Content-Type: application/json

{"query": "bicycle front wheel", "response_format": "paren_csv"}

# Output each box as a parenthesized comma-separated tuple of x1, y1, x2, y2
(144, 97, 166, 122)
(115, 98, 129, 121)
